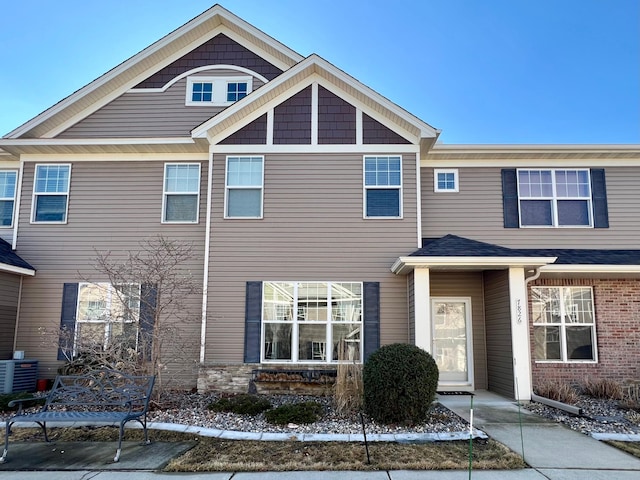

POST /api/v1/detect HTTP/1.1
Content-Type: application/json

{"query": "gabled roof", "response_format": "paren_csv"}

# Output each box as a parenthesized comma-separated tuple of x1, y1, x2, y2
(0, 238, 36, 276)
(4, 4, 303, 140)
(392, 234, 640, 274)
(192, 54, 439, 150)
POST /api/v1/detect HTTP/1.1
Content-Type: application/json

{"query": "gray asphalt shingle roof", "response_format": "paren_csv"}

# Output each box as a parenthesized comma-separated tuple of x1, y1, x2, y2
(0, 238, 35, 272)
(412, 234, 640, 265)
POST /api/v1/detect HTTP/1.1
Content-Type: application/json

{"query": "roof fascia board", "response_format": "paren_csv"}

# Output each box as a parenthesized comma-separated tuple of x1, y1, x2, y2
(6, 5, 303, 140)
(540, 264, 640, 273)
(430, 144, 640, 154)
(424, 157, 640, 168)
(0, 263, 36, 276)
(391, 256, 557, 274)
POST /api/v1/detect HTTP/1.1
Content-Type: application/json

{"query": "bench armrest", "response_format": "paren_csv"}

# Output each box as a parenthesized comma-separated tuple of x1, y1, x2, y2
(7, 397, 45, 414)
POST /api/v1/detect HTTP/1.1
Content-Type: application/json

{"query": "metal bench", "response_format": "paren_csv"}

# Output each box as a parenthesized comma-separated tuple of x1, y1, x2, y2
(1, 369, 155, 463)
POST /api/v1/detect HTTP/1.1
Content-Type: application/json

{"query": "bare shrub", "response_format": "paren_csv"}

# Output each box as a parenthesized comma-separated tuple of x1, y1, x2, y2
(533, 381, 580, 404)
(582, 378, 623, 400)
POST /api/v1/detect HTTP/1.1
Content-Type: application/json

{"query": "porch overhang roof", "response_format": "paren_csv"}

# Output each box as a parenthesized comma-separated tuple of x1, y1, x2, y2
(0, 239, 36, 276)
(391, 256, 556, 275)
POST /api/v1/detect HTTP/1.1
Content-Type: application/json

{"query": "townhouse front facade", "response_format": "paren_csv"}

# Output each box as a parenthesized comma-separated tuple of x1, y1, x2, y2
(1, 5, 639, 400)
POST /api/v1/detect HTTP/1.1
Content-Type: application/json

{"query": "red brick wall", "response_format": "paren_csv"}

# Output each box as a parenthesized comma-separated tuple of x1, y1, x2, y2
(529, 278, 640, 388)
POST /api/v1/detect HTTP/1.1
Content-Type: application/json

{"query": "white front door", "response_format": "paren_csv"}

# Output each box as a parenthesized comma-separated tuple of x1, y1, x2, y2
(431, 298, 473, 386)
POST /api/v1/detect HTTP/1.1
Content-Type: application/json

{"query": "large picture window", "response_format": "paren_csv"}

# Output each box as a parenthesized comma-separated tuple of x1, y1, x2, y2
(163, 163, 200, 223)
(532, 286, 597, 362)
(32, 164, 71, 223)
(262, 282, 362, 363)
(75, 283, 141, 355)
(517, 169, 592, 227)
(364, 156, 402, 218)
(225, 156, 263, 218)
(0, 170, 17, 227)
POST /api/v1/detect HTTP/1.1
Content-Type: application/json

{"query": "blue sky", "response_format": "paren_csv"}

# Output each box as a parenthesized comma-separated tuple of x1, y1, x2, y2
(1, 0, 638, 143)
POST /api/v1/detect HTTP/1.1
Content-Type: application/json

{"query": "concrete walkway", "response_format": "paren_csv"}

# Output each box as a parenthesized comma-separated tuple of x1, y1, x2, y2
(0, 391, 639, 479)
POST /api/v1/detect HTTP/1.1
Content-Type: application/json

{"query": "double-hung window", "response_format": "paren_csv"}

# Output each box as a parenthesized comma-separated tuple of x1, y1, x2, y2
(225, 156, 263, 218)
(532, 286, 597, 362)
(517, 169, 592, 227)
(32, 164, 71, 223)
(364, 156, 402, 218)
(163, 163, 200, 223)
(0, 170, 17, 227)
(75, 283, 140, 355)
(262, 282, 363, 363)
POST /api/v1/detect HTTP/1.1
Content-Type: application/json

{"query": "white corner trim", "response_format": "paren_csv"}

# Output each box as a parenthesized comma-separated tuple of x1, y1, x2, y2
(509, 267, 532, 401)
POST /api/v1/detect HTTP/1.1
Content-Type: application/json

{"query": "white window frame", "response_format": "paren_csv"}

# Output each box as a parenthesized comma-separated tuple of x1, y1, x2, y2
(31, 163, 71, 224)
(185, 76, 253, 106)
(517, 168, 593, 228)
(363, 155, 403, 219)
(261, 281, 363, 364)
(224, 156, 264, 219)
(162, 163, 200, 224)
(532, 286, 598, 363)
(0, 170, 17, 228)
(434, 168, 459, 192)
(74, 282, 141, 355)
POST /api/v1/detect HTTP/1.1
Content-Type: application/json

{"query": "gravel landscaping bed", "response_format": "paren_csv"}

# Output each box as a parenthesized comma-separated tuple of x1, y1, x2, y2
(525, 394, 640, 436)
(147, 392, 470, 435)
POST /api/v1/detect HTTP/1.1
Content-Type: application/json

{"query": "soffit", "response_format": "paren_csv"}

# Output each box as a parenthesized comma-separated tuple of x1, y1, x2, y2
(5, 5, 303, 140)
(0, 138, 209, 156)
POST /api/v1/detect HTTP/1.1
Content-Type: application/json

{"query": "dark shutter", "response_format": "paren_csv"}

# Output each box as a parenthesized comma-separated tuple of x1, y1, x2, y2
(590, 168, 609, 228)
(139, 284, 157, 360)
(244, 281, 263, 363)
(362, 282, 380, 361)
(502, 169, 519, 228)
(58, 283, 78, 360)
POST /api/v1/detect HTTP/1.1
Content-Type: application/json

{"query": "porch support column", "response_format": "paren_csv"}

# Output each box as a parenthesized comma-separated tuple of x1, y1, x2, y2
(509, 267, 532, 401)
(413, 267, 431, 353)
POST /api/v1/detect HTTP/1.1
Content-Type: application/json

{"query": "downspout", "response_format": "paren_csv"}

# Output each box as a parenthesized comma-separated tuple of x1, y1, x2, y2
(12, 160, 25, 250)
(200, 150, 214, 364)
(12, 276, 24, 353)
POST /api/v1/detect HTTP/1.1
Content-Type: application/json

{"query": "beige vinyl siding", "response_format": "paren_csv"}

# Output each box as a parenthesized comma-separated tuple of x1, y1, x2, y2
(422, 166, 640, 248)
(14, 161, 206, 385)
(0, 231, 12, 244)
(483, 270, 514, 398)
(59, 71, 265, 138)
(430, 272, 487, 389)
(0, 273, 20, 359)
(204, 153, 419, 363)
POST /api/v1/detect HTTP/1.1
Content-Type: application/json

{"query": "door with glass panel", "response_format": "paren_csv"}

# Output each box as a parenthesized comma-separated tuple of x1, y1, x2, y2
(431, 298, 473, 384)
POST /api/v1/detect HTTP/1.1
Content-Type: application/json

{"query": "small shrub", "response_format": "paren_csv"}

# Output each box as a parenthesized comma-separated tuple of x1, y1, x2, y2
(582, 378, 623, 400)
(363, 343, 439, 425)
(0, 392, 44, 412)
(207, 394, 272, 415)
(533, 381, 580, 404)
(265, 402, 323, 425)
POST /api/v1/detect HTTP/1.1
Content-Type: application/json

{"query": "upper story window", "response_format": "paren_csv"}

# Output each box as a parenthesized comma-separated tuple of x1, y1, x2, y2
(517, 169, 592, 227)
(364, 156, 402, 218)
(262, 281, 362, 363)
(532, 286, 597, 363)
(225, 156, 263, 218)
(163, 163, 200, 223)
(0, 170, 17, 227)
(434, 169, 459, 192)
(186, 76, 252, 106)
(32, 164, 71, 223)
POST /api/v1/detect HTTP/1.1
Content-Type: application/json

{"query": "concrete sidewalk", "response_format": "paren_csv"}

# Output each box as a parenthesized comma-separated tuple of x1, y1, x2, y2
(0, 391, 639, 479)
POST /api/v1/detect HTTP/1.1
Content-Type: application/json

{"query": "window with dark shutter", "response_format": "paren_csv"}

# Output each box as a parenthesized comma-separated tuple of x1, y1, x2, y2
(58, 283, 78, 361)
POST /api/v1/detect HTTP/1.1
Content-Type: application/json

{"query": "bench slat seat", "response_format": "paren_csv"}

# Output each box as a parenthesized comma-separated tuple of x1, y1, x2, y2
(0, 369, 155, 463)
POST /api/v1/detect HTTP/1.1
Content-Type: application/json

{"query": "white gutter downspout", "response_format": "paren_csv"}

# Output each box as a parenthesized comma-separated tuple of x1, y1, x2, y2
(12, 160, 25, 250)
(200, 150, 214, 364)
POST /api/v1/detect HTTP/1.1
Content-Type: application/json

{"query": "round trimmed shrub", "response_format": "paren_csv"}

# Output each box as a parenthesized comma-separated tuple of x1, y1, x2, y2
(363, 343, 439, 425)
